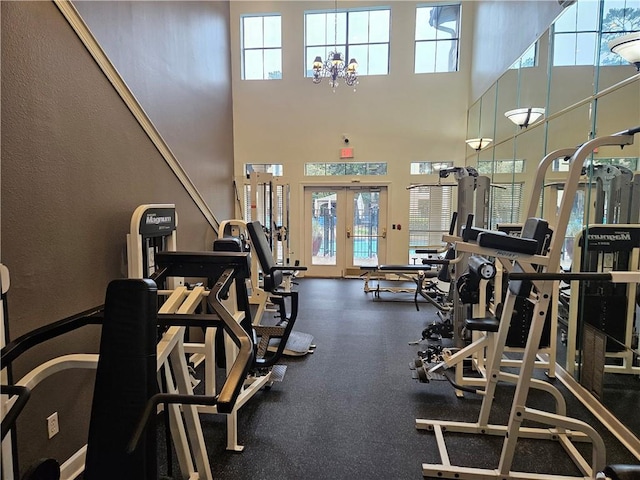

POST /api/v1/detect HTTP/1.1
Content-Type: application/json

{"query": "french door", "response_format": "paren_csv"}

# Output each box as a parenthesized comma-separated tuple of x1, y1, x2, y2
(304, 186, 387, 277)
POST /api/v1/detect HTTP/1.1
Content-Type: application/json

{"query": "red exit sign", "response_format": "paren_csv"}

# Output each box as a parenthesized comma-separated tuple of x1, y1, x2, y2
(340, 147, 354, 158)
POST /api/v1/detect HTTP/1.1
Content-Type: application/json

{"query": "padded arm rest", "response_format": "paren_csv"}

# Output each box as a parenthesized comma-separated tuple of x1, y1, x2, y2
(477, 231, 539, 255)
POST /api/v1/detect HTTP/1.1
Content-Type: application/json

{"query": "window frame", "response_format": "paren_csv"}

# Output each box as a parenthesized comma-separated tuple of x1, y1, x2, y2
(408, 185, 454, 260)
(304, 7, 391, 77)
(241, 13, 283, 80)
(414, 3, 462, 74)
(552, 0, 640, 67)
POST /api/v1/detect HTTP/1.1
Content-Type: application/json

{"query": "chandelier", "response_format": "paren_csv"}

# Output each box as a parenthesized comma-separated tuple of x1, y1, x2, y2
(312, 2, 359, 90)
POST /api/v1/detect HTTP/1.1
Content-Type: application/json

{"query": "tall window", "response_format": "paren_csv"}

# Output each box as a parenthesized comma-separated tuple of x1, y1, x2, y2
(600, 0, 640, 66)
(490, 183, 523, 229)
(241, 14, 282, 80)
(415, 4, 461, 73)
(553, 0, 640, 67)
(409, 186, 454, 256)
(304, 8, 390, 77)
(410, 161, 454, 174)
(477, 159, 525, 175)
(509, 42, 537, 69)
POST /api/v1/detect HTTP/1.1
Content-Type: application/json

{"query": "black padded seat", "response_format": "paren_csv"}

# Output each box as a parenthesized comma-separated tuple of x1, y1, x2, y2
(462, 226, 505, 242)
(602, 465, 640, 480)
(465, 317, 500, 332)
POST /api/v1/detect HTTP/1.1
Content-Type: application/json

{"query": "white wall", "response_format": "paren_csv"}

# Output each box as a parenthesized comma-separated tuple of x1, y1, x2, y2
(230, 1, 473, 266)
(229, 1, 567, 269)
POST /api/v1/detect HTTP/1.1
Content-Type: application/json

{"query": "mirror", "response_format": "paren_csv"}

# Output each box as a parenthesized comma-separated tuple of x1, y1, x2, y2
(495, 68, 519, 143)
(467, 0, 640, 442)
(480, 83, 497, 144)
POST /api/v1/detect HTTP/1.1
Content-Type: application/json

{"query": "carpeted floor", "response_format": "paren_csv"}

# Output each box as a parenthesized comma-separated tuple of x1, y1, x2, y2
(159, 277, 638, 479)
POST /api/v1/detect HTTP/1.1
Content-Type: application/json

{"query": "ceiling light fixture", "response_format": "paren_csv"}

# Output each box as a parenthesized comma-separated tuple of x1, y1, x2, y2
(312, 1, 359, 91)
(504, 107, 545, 128)
(609, 32, 640, 71)
(465, 138, 493, 151)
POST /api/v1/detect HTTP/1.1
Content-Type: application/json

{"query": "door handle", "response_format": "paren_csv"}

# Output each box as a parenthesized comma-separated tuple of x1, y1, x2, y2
(348, 228, 386, 239)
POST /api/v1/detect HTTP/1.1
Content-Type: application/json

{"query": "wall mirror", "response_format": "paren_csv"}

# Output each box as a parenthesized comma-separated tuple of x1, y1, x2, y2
(466, 0, 640, 443)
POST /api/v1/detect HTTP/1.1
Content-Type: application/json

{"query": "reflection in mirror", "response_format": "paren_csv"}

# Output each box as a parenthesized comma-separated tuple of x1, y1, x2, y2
(479, 83, 497, 144)
(546, 103, 593, 153)
(517, 50, 548, 119)
(595, 79, 640, 138)
(598, 1, 640, 91)
(495, 68, 519, 143)
(549, 2, 598, 114)
(467, 99, 481, 140)
(516, 126, 547, 217)
(466, 0, 640, 446)
(485, 139, 523, 229)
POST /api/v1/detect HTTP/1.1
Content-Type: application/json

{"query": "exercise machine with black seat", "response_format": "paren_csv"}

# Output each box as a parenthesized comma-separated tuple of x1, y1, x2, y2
(0, 252, 254, 480)
(216, 219, 313, 357)
(126, 204, 299, 453)
(415, 126, 640, 479)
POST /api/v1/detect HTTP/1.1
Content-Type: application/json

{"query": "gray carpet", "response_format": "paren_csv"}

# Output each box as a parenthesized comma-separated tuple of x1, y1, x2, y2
(159, 278, 638, 479)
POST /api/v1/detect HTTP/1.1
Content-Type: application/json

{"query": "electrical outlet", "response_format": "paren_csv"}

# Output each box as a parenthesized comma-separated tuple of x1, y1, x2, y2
(47, 412, 59, 439)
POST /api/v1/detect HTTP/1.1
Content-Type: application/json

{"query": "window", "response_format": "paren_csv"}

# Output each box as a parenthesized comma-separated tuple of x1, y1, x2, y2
(509, 42, 537, 69)
(305, 8, 390, 77)
(415, 4, 461, 73)
(490, 183, 523, 229)
(477, 159, 525, 175)
(410, 161, 454, 174)
(241, 14, 282, 80)
(408, 186, 453, 257)
(552, 0, 640, 67)
(552, 156, 638, 172)
(600, 1, 640, 66)
(304, 162, 387, 176)
(245, 164, 283, 176)
(553, 1, 599, 66)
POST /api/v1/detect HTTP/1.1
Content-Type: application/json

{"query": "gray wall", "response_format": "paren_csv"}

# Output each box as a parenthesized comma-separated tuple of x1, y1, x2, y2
(1, 0, 233, 472)
(73, 1, 235, 218)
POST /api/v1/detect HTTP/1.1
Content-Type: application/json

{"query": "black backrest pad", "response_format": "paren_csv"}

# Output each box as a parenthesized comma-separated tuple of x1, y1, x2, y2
(509, 217, 552, 297)
(85, 279, 158, 480)
(213, 237, 243, 252)
(246, 221, 283, 292)
(520, 217, 552, 255)
(155, 251, 251, 286)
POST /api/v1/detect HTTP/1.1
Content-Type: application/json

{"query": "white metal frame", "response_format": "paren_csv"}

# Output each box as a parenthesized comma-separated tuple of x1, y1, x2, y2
(127, 208, 268, 453)
(418, 130, 639, 479)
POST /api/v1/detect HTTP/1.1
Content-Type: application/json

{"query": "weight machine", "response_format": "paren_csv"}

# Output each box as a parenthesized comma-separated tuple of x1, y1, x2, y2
(216, 218, 313, 357)
(0, 254, 254, 480)
(415, 126, 640, 480)
(560, 162, 640, 383)
(374, 167, 489, 307)
(590, 164, 640, 225)
(127, 204, 296, 453)
(240, 171, 292, 265)
(565, 225, 640, 381)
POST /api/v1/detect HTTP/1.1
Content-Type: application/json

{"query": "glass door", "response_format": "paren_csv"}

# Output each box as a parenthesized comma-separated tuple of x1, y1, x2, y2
(304, 186, 387, 277)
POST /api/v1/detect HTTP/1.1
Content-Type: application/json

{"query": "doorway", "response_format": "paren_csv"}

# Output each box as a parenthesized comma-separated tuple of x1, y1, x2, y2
(304, 186, 387, 277)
